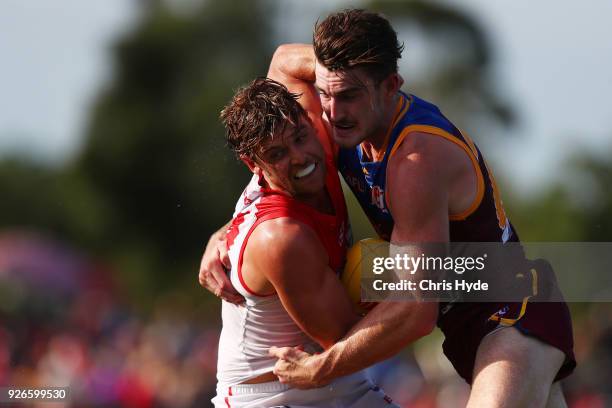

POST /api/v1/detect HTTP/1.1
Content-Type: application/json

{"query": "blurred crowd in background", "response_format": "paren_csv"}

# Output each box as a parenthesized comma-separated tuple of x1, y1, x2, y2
(2, 1, 612, 406)
(0, 231, 219, 406)
(1, 231, 611, 406)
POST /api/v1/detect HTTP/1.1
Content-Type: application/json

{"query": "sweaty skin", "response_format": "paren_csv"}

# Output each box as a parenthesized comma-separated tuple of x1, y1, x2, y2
(266, 43, 568, 408)
(201, 37, 569, 406)
(265, 44, 480, 387)
(268, 130, 474, 388)
(241, 113, 360, 351)
(246, 218, 359, 350)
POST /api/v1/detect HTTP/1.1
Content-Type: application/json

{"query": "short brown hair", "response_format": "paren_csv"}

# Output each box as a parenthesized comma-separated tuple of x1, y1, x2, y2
(313, 9, 403, 81)
(221, 78, 306, 158)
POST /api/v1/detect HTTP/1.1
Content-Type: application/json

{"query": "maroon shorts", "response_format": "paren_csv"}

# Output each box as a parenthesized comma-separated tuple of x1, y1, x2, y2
(437, 260, 576, 384)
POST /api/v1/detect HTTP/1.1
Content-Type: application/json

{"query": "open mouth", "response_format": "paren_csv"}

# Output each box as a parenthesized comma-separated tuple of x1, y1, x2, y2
(294, 163, 316, 179)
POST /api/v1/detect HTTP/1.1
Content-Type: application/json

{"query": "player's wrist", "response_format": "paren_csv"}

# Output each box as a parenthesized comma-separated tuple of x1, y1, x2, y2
(212, 223, 229, 242)
(310, 349, 337, 387)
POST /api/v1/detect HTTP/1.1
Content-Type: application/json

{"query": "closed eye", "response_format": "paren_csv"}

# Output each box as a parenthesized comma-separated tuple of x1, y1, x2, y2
(294, 130, 308, 144)
(315, 86, 329, 98)
(265, 148, 286, 162)
(336, 89, 361, 101)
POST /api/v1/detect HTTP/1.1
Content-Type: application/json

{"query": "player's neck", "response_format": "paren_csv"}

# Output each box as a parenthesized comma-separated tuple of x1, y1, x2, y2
(295, 189, 334, 215)
(263, 177, 334, 214)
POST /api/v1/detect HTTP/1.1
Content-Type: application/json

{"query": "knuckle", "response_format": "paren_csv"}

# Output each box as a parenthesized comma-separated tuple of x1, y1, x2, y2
(203, 268, 214, 279)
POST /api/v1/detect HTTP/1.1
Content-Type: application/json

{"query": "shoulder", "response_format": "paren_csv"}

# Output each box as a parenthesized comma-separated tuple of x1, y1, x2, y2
(388, 130, 471, 182)
(246, 217, 329, 284)
(248, 217, 325, 262)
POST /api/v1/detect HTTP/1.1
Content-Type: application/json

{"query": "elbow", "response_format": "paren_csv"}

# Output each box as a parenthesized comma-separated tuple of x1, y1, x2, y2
(269, 45, 293, 78)
(386, 301, 437, 343)
(274, 43, 291, 55)
(397, 301, 437, 340)
(268, 44, 314, 82)
(318, 338, 335, 350)
(311, 333, 337, 351)
(417, 318, 436, 338)
(313, 327, 347, 350)
(416, 302, 438, 337)
(271, 44, 292, 65)
(311, 312, 358, 350)
(312, 319, 354, 350)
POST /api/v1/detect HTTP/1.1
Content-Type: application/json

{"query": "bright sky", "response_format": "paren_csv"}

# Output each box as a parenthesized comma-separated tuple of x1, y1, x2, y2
(0, 0, 138, 163)
(448, 0, 612, 193)
(1, 0, 611, 193)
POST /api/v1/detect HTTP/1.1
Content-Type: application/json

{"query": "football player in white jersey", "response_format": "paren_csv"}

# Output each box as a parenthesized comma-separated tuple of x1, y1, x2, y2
(211, 78, 397, 407)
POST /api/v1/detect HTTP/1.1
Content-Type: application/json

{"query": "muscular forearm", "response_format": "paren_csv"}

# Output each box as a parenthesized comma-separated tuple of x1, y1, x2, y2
(314, 301, 437, 383)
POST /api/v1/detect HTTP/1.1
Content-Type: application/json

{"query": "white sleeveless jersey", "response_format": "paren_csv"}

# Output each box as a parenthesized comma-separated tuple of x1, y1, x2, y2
(214, 176, 399, 407)
(216, 175, 321, 387)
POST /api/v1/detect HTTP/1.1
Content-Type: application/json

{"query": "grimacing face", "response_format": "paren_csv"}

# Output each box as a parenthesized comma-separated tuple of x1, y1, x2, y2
(247, 116, 327, 200)
(314, 62, 397, 149)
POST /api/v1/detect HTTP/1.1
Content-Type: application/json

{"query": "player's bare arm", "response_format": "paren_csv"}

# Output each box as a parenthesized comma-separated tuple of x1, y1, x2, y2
(246, 217, 360, 349)
(271, 132, 475, 387)
(387, 131, 478, 239)
(267, 45, 320, 117)
(268, 44, 338, 158)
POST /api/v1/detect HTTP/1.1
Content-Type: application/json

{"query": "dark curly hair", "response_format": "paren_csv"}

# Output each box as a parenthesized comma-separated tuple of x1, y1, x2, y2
(220, 78, 306, 158)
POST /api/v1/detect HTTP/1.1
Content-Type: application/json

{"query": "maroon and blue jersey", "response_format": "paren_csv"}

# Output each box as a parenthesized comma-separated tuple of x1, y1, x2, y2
(337, 92, 517, 244)
(336, 92, 575, 384)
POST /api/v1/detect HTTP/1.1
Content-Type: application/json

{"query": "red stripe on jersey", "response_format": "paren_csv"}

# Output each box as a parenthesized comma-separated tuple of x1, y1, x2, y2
(231, 155, 349, 297)
(236, 206, 291, 297)
(226, 211, 249, 250)
(224, 386, 232, 407)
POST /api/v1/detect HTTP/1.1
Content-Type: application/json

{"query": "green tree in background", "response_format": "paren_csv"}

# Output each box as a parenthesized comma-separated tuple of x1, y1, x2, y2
(0, 0, 528, 303)
(371, 0, 515, 128)
(508, 148, 612, 242)
(74, 1, 276, 296)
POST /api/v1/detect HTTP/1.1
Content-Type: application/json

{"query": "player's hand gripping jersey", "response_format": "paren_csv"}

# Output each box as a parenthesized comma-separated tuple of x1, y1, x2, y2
(214, 158, 398, 407)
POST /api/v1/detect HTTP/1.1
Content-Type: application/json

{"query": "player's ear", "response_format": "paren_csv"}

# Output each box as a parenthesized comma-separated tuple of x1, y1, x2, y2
(241, 155, 261, 175)
(382, 72, 401, 97)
